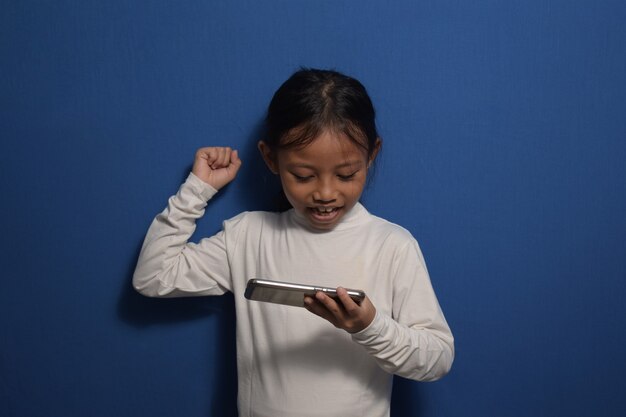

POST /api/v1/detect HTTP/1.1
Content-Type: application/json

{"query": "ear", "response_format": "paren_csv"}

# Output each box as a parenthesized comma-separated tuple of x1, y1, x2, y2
(367, 138, 382, 168)
(258, 141, 279, 174)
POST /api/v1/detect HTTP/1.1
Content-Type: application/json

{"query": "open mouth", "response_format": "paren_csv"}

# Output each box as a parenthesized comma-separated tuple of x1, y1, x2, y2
(312, 207, 338, 215)
(309, 206, 341, 223)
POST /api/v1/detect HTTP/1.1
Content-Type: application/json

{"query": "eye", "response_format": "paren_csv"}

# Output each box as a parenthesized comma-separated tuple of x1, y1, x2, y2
(291, 172, 313, 182)
(337, 171, 358, 181)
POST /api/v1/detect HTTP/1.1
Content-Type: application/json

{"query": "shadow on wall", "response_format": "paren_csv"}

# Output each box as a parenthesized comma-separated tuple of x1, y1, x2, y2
(236, 118, 286, 212)
(391, 376, 426, 416)
(117, 242, 239, 417)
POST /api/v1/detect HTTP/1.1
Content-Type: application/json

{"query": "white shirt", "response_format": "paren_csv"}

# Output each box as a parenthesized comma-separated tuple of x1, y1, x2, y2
(133, 173, 454, 417)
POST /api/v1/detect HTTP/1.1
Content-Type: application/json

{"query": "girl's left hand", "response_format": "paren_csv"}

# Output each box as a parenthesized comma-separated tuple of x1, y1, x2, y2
(304, 287, 376, 334)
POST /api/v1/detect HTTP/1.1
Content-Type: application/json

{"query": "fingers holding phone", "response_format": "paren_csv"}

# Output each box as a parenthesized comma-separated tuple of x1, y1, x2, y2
(304, 287, 376, 334)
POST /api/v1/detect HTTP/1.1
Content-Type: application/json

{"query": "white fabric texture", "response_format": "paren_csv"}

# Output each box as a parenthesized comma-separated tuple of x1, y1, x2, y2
(133, 173, 454, 417)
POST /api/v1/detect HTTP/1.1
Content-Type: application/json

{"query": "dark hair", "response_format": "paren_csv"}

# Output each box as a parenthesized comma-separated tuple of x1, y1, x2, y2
(264, 68, 380, 159)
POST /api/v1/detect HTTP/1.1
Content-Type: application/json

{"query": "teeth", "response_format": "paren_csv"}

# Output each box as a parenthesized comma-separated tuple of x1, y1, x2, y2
(316, 207, 334, 213)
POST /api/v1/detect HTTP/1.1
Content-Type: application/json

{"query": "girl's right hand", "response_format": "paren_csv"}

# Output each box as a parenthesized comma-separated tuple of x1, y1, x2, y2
(192, 147, 242, 190)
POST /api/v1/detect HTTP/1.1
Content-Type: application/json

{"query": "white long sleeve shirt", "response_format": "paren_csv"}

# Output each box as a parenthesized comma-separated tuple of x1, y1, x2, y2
(133, 173, 454, 417)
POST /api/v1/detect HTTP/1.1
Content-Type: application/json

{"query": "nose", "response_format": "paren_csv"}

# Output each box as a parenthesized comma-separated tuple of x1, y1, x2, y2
(313, 178, 336, 203)
(313, 195, 336, 204)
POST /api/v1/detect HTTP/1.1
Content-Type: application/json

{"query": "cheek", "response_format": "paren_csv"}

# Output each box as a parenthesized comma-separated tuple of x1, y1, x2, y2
(346, 177, 367, 196)
(280, 179, 307, 203)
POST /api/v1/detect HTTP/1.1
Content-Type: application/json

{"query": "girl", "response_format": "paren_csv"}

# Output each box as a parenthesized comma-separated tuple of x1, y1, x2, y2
(133, 68, 454, 417)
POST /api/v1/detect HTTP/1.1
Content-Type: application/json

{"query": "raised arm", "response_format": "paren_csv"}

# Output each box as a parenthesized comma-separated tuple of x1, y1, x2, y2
(132, 147, 242, 297)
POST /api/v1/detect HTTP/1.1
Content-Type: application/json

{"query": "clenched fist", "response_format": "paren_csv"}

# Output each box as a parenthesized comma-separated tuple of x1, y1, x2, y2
(192, 147, 242, 190)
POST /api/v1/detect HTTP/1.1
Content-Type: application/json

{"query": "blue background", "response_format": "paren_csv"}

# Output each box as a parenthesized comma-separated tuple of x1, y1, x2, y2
(2, 1, 625, 416)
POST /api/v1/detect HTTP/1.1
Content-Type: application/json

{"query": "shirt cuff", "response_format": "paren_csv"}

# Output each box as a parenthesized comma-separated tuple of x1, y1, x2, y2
(351, 310, 387, 343)
(186, 172, 218, 202)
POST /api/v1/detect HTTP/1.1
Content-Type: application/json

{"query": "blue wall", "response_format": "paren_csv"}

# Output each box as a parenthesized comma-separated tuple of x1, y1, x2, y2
(2, 1, 625, 416)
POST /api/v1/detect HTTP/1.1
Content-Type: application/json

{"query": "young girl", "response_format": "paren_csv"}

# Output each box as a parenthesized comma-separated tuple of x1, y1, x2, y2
(133, 68, 454, 417)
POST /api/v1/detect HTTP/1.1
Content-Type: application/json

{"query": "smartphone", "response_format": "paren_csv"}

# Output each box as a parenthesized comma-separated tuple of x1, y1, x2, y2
(244, 279, 365, 308)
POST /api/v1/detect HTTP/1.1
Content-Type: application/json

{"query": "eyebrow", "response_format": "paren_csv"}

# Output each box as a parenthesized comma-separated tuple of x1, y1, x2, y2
(287, 160, 364, 170)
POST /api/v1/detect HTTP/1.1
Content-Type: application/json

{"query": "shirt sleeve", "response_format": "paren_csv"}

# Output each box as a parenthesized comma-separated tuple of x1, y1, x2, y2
(132, 172, 234, 297)
(351, 239, 454, 381)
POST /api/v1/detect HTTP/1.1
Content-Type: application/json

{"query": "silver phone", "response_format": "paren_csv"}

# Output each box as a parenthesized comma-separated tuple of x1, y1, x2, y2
(244, 279, 365, 307)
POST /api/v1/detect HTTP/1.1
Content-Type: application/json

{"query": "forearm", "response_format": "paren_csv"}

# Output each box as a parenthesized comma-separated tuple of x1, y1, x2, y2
(351, 311, 454, 381)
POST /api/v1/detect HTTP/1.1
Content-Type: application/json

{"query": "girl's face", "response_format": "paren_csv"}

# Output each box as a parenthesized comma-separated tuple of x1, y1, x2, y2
(260, 130, 379, 231)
